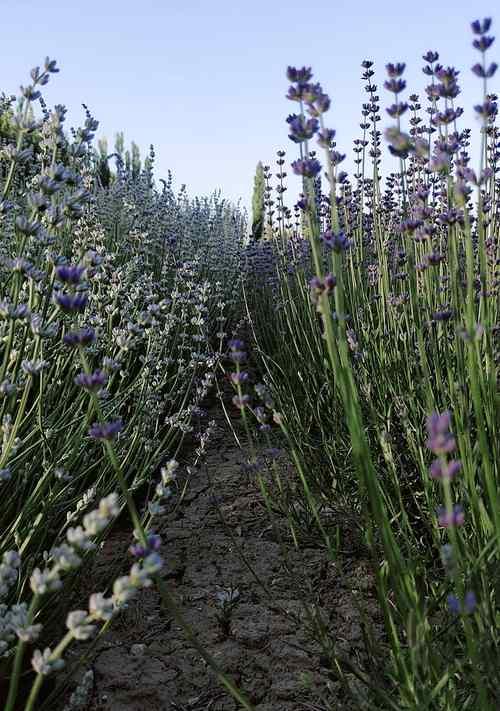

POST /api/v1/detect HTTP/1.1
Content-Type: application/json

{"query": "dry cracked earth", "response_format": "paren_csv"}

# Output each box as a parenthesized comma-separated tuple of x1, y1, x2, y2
(62, 407, 382, 711)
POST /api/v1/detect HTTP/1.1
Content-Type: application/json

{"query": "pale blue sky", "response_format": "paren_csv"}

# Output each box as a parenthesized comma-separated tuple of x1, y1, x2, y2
(2, 1, 497, 212)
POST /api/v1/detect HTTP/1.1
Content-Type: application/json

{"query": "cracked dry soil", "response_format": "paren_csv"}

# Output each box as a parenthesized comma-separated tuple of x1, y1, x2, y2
(72, 407, 381, 711)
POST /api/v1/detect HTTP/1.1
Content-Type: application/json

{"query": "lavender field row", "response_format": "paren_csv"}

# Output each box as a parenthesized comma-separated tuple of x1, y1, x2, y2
(0, 15, 498, 711)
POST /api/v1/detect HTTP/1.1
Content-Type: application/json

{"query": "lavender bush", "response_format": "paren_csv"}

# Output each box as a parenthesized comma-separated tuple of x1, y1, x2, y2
(0, 60, 252, 709)
(1, 16, 499, 711)
(240, 18, 499, 710)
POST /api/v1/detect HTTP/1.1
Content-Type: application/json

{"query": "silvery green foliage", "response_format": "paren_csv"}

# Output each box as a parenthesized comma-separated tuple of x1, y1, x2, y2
(0, 58, 245, 600)
(0, 57, 246, 710)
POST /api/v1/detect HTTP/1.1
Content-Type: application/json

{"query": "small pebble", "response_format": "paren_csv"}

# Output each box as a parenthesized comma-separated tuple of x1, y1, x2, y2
(130, 643, 146, 657)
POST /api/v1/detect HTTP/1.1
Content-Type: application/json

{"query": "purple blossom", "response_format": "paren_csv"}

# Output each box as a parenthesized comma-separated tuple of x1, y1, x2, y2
(228, 350, 246, 364)
(55, 291, 88, 313)
(471, 18, 492, 35)
(130, 532, 161, 558)
(317, 128, 336, 147)
(447, 591, 477, 615)
(74, 370, 108, 391)
(432, 309, 454, 322)
(286, 66, 313, 83)
(447, 594, 461, 615)
(437, 504, 464, 528)
(384, 78, 406, 94)
(321, 229, 351, 252)
(306, 92, 331, 116)
(286, 113, 319, 143)
(429, 459, 462, 480)
(426, 411, 456, 454)
(474, 99, 497, 119)
(63, 327, 96, 347)
(56, 264, 85, 284)
(229, 372, 249, 385)
(386, 102, 408, 118)
(89, 419, 124, 441)
(473, 36, 495, 52)
(329, 151, 346, 166)
(291, 158, 322, 178)
(471, 62, 498, 78)
(232, 394, 250, 409)
(309, 273, 336, 303)
(422, 51, 439, 63)
(385, 62, 406, 77)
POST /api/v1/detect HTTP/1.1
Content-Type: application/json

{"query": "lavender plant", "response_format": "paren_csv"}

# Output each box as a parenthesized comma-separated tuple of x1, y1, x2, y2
(0, 59, 253, 709)
(241, 18, 499, 710)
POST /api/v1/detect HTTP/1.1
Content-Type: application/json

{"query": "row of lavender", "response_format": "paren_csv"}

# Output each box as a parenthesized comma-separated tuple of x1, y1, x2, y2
(0, 63, 246, 709)
(240, 18, 499, 710)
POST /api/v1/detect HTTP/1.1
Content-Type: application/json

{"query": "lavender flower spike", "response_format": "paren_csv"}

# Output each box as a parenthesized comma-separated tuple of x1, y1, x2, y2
(89, 419, 124, 441)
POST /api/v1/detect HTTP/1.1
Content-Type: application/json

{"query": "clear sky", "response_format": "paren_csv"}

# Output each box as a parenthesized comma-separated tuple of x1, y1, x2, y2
(2, 0, 498, 213)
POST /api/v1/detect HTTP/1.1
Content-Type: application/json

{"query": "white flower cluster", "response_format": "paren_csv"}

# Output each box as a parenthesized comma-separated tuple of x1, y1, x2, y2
(65, 485, 97, 524)
(0, 552, 43, 655)
(31, 493, 120, 596)
(0, 550, 20, 599)
(30, 548, 163, 675)
(0, 602, 41, 656)
(148, 459, 178, 517)
(32, 647, 66, 675)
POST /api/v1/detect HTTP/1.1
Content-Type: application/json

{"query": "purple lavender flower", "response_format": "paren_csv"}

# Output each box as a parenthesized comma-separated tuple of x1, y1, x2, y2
(306, 92, 331, 117)
(432, 309, 454, 322)
(317, 128, 336, 148)
(385, 127, 413, 158)
(429, 459, 462, 479)
(384, 78, 406, 94)
(309, 274, 336, 303)
(130, 532, 161, 558)
(286, 66, 313, 83)
(447, 591, 477, 615)
(430, 151, 451, 173)
(232, 394, 250, 410)
(291, 158, 322, 178)
(89, 419, 124, 440)
(471, 62, 498, 78)
(464, 591, 477, 613)
(228, 347, 246, 364)
(447, 594, 461, 615)
(323, 273, 336, 292)
(423, 51, 439, 63)
(386, 62, 406, 77)
(321, 229, 351, 252)
(424, 252, 445, 267)
(74, 370, 108, 391)
(474, 99, 497, 119)
(229, 372, 249, 385)
(301, 82, 326, 104)
(387, 102, 408, 118)
(287, 114, 319, 143)
(471, 18, 492, 35)
(432, 107, 464, 125)
(286, 84, 309, 102)
(473, 35, 495, 52)
(437, 504, 464, 528)
(329, 151, 346, 166)
(56, 264, 85, 284)
(426, 411, 456, 454)
(15, 216, 40, 236)
(55, 292, 88, 313)
(63, 327, 95, 347)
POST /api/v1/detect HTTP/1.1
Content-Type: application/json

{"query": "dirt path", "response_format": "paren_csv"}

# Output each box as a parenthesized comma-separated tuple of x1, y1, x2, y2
(75, 406, 379, 711)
